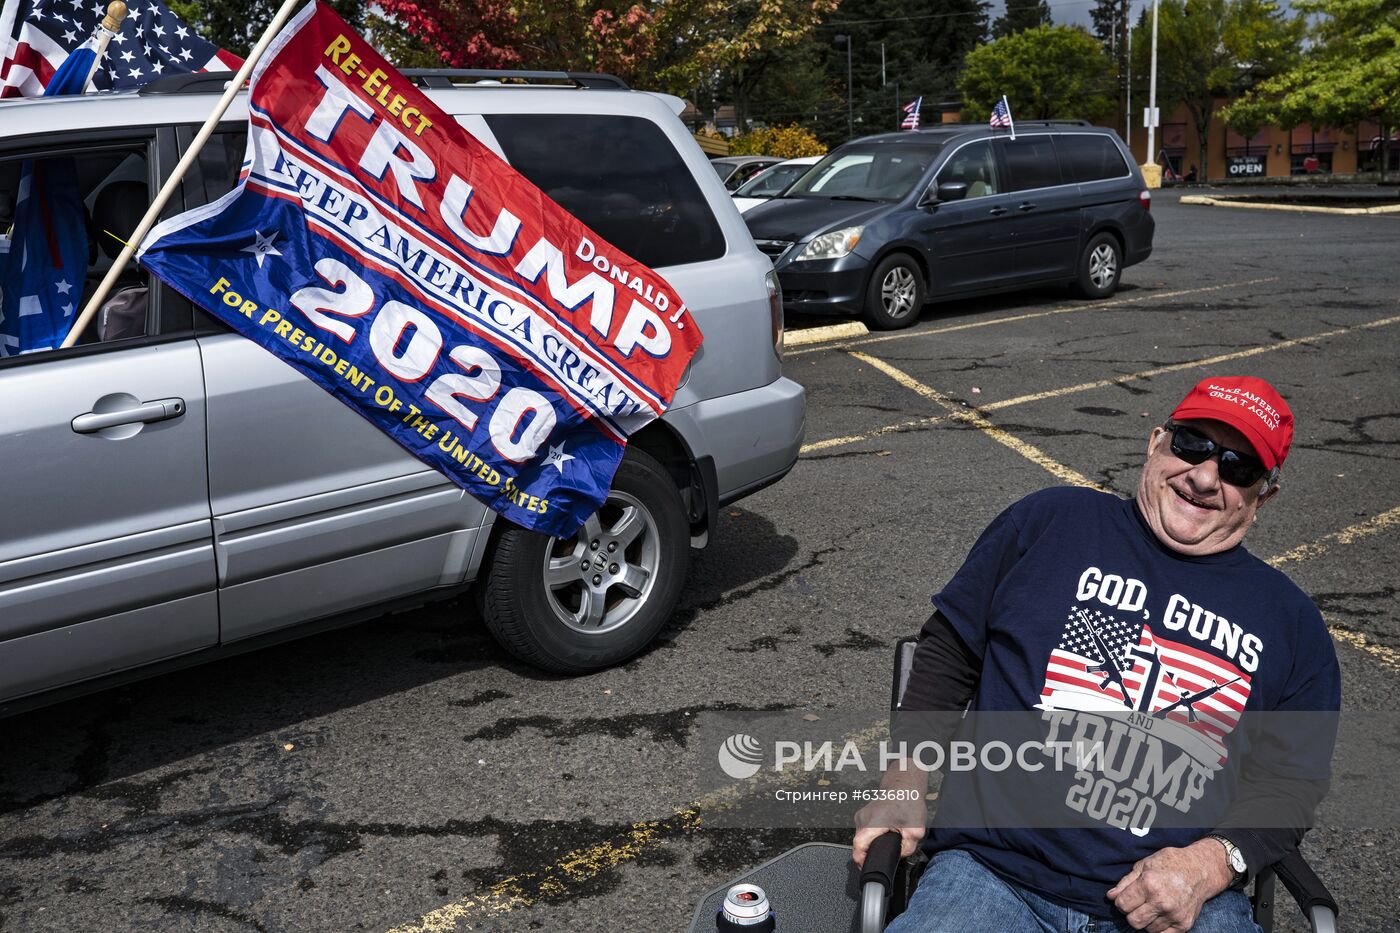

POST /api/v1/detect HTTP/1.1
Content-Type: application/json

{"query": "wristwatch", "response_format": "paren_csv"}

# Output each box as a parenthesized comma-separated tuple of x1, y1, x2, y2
(1208, 834, 1248, 887)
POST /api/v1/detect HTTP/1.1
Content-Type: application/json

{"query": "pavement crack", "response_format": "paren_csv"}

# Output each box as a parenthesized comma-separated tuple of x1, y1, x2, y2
(141, 895, 269, 932)
(462, 702, 790, 746)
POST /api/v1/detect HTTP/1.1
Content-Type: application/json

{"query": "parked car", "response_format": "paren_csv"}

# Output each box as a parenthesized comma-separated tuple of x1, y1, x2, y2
(731, 156, 823, 213)
(0, 70, 805, 711)
(744, 122, 1154, 330)
(710, 155, 784, 190)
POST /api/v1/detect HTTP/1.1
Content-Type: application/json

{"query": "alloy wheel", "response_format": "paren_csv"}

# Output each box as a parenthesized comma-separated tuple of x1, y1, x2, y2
(542, 490, 659, 634)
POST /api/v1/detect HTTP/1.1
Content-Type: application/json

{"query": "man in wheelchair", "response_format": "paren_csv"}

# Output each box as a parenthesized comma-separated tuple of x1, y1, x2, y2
(853, 376, 1340, 933)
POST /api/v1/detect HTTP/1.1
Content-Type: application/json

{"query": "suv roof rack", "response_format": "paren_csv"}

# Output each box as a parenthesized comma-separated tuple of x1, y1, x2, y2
(139, 69, 629, 96)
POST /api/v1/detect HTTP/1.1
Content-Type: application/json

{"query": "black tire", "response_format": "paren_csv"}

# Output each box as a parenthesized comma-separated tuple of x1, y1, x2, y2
(862, 254, 926, 331)
(480, 447, 689, 674)
(1075, 232, 1123, 299)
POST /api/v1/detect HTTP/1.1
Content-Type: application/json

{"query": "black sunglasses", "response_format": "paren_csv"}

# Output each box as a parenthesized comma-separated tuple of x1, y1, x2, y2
(1166, 425, 1268, 488)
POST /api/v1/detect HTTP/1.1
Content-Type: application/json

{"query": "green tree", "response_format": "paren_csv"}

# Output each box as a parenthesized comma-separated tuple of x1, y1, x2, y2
(815, 0, 989, 145)
(993, 0, 1053, 37)
(168, 0, 366, 58)
(1130, 0, 1303, 179)
(1222, 0, 1400, 178)
(960, 25, 1116, 122)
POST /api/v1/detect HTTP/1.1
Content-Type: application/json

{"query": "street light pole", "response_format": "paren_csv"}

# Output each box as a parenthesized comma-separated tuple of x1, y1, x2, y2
(835, 34, 853, 140)
(1147, 0, 1160, 167)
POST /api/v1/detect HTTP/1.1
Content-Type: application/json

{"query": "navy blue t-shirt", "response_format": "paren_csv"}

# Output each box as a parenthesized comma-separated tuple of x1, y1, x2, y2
(925, 487, 1340, 917)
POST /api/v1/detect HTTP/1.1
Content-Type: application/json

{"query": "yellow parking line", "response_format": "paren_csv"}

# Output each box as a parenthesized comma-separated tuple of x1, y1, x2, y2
(1268, 506, 1400, 567)
(787, 278, 1280, 358)
(850, 352, 1108, 491)
(386, 724, 887, 931)
(982, 314, 1400, 413)
(801, 414, 948, 454)
(786, 321, 869, 347)
(1266, 506, 1400, 672)
(1325, 623, 1400, 673)
(803, 314, 1400, 456)
(384, 811, 704, 931)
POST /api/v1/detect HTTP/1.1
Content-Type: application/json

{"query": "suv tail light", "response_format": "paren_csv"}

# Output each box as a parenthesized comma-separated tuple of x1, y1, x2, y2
(1139, 189, 1152, 212)
(766, 270, 784, 360)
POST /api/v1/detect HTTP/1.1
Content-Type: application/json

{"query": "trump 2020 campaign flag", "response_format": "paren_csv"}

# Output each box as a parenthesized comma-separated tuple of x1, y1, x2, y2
(137, 0, 703, 537)
(0, 0, 241, 97)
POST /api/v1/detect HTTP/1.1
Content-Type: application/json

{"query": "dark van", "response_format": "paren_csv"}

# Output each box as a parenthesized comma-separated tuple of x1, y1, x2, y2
(744, 122, 1154, 329)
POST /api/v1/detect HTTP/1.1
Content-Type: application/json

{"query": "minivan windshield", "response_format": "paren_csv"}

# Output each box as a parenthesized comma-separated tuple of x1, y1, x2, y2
(783, 144, 943, 201)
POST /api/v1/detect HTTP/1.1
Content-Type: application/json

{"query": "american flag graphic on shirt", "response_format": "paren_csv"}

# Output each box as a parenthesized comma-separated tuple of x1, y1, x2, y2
(1038, 606, 1251, 765)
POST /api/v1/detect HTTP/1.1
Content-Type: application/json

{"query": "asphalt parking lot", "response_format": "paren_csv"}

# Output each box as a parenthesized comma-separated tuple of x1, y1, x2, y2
(1, 189, 1398, 932)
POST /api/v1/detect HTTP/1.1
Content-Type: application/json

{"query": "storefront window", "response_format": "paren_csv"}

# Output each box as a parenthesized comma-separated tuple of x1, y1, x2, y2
(1291, 125, 1334, 174)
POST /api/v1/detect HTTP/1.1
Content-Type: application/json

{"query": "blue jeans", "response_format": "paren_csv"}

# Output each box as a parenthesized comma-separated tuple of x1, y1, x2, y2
(885, 849, 1262, 933)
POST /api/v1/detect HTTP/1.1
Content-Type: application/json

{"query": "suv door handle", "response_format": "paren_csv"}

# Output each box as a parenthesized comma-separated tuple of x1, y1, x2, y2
(72, 397, 186, 434)
(1018, 201, 1037, 212)
(988, 206, 1009, 216)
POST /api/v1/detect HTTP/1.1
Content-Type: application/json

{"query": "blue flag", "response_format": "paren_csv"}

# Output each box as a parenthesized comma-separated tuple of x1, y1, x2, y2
(0, 35, 93, 355)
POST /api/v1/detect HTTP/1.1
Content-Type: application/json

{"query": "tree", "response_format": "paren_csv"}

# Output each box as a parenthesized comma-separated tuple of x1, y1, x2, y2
(1130, 0, 1303, 179)
(960, 25, 1116, 122)
(992, 0, 1053, 37)
(729, 125, 828, 157)
(1090, 0, 1131, 133)
(1222, 0, 1400, 179)
(364, 0, 837, 97)
(168, 0, 365, 57)
(814, 0, 989, 145)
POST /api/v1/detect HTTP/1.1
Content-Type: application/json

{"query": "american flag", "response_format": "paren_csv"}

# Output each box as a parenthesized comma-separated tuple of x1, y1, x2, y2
(0, 0, 241, 98)
(1039, 607, 1252, 765)
(901, 96, 922, 131)
(989, 97, 1013, 129)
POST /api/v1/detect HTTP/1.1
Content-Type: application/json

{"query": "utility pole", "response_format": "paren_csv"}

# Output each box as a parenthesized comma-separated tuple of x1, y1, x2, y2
(835, 34, 853, 140)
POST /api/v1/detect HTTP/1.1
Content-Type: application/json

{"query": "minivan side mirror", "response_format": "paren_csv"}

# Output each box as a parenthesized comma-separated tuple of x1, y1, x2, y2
(932, 181, 969, 204)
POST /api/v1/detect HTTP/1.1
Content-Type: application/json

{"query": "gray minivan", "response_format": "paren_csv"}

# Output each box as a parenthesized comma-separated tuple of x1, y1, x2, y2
(0, 71, 805, 711)
(745, 122, 1154, 330)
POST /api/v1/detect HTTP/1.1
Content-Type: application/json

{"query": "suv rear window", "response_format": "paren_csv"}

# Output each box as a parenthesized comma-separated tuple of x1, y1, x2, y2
(1056, 134, 1130, 183)
(483, 114, 724, 269)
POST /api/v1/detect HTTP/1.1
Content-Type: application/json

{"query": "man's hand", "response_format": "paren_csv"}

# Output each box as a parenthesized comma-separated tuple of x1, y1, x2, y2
(852, 808, 925, 868)
(851, 759, 929, 868)
(1107, 839, 1236, 932)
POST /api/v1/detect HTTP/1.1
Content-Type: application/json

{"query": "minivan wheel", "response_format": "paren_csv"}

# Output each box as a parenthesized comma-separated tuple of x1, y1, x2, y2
(481, 448, 689, 674)
(862, 255, 925, 330)
(1075, 232, 1122, 298)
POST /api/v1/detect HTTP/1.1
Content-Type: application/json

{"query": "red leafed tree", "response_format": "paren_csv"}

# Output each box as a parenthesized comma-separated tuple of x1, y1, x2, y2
(373, 0, 834, 95)
(375, 0, 658, 76)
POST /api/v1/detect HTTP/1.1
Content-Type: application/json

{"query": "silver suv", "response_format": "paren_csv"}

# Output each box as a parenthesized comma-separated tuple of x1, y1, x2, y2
(0, 71, 805, 710)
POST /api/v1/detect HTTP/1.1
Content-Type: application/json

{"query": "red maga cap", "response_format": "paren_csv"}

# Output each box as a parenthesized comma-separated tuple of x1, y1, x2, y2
(1169, 376, 1294, 470)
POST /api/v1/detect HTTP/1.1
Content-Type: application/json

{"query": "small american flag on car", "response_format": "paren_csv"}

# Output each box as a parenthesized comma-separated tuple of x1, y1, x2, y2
(0, 0, 242, 98)
(901, 96, 922, 131)
(989, 96, 1013, 128)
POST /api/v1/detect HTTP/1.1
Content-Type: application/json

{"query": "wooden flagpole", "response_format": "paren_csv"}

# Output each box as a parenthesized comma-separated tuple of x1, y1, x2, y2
(81, 2, 128, 92)
(62, 0, 304, 348)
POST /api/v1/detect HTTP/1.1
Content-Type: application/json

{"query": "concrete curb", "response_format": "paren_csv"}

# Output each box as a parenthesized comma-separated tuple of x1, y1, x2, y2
(1180, 195, 1400, 216)
(784, 321, 869, 346)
